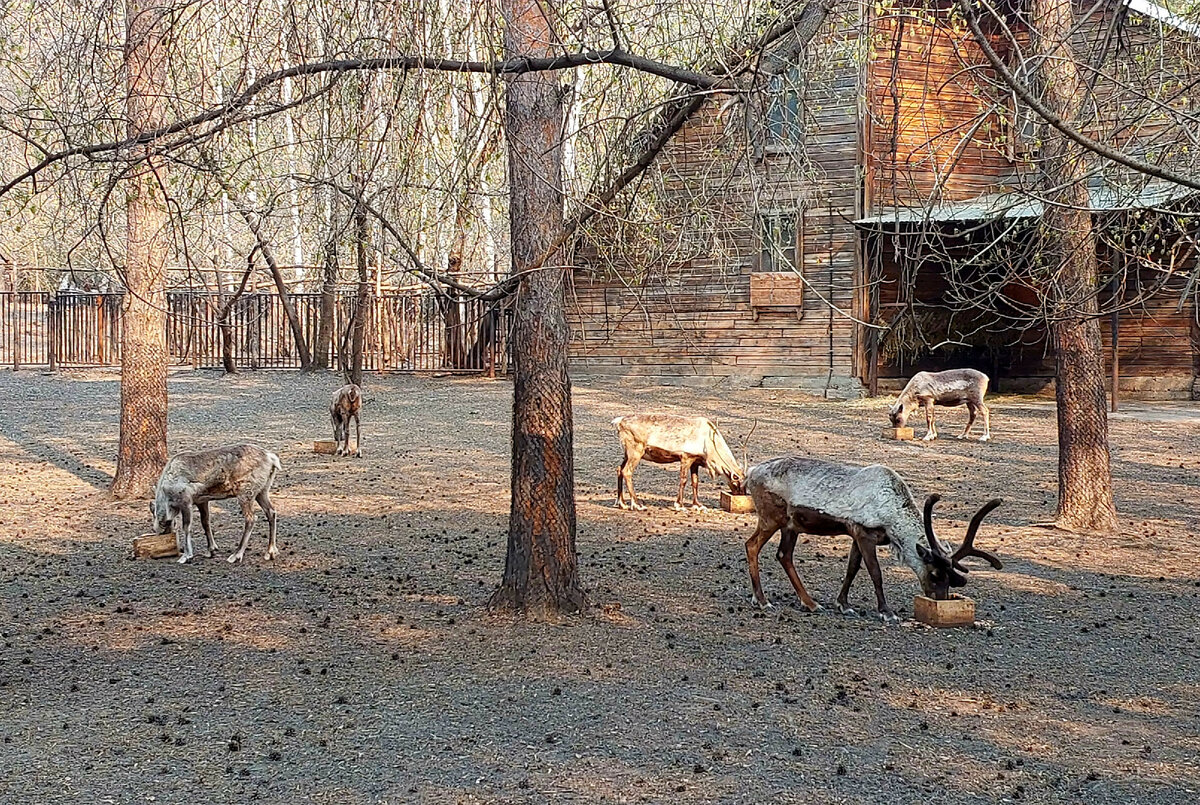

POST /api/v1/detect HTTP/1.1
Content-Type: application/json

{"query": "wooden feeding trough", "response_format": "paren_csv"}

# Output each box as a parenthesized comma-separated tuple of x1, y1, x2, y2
(720, 490, 755, 514)
(913, 594, 975, 627)
(132, 532, 180, 560)
(314, 439, 337, 454)
(881, 427, 914, 441)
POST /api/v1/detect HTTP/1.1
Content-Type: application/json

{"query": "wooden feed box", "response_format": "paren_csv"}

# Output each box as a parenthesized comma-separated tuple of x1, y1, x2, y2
(881, 427, 914, 441)
(314, 439, 337, 454)
(721, 491, 756, 514)
(132, 532, 180, 560)
(914, 594, 975, 627)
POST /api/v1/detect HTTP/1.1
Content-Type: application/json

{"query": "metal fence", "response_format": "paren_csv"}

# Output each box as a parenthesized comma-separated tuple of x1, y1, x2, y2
(0, 290, 512, 373)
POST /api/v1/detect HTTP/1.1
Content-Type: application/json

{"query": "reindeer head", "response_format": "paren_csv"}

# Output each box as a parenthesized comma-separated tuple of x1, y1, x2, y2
(913, 495, 1003, 599)
(888, 399, 916, 428)
(148, 498, 176, 535)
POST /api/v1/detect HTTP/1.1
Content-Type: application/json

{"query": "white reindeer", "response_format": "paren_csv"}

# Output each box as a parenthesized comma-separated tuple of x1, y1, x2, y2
(744, 456, 1002, 622)
(889, 368, 992, 441)
(612, 414, 745, 511)
(150, 444, 281, 564)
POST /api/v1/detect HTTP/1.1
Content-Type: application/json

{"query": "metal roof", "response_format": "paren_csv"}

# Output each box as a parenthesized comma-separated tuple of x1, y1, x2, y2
(853, 181, 1196, 227)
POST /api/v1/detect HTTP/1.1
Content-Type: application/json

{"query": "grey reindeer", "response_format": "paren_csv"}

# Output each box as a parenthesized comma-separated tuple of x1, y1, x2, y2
(150, 444, 281, 564)
(744, 456, 1003, 622)
(889, 368, 992, 441)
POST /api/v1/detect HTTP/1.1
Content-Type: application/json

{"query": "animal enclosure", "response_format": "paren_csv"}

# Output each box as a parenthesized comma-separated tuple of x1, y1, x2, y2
(0, 372, 1197, 802)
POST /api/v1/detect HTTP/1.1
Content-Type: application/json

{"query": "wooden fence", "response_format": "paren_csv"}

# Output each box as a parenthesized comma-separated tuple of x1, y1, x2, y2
(0, 290, 511, 373)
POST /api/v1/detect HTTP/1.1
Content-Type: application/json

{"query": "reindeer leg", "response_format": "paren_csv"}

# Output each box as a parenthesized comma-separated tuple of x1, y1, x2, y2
(776, 528, 820, 612)
(197, 500, 217, 558)
(674, 460, 689, 511)
(227, 497, 256, 563)
(176, 503, 195, 564)
(922, 400, 937, 441)
(959, 403, 977, 440)
(622, 448, 646, 511)
(353, 412, 362, 457)
(689, 463, 705, 511)
(835, 541, 863, 616)
(615, 457, 629, 509)
(858, 539, 899, 623)
(258, 489, 279, 560)
(745, 518, 780, 607)
(980, 403, 992, 442)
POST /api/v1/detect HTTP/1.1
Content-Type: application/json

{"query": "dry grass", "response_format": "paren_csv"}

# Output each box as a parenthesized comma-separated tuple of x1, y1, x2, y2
(0, 369, 1198, 803)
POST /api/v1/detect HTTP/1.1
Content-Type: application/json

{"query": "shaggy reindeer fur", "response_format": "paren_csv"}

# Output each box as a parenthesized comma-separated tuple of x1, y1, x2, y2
(889, 368, 991, 441)
(151, 444, 281, 564)
(612, 414, 745, 510)
(744, 456, 1002, 622)
(330, 383, 363, 457)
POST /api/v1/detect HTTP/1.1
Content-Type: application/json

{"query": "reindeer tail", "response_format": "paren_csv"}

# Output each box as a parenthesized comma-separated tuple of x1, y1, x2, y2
(610, 416, 624, 428)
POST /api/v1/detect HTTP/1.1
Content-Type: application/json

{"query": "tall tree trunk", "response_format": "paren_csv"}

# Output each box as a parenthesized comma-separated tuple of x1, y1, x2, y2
(112, 0, 170, 499)
(217, 248, 255, 375)
(1034, 0, 1118, 531)
(349, 191, 370, 386)
(489, 0, 585, 618)
(313, 234, 338, 371)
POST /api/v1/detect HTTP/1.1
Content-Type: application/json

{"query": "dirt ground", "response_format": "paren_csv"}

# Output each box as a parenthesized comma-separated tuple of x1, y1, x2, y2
(0, 370, 1197, 804)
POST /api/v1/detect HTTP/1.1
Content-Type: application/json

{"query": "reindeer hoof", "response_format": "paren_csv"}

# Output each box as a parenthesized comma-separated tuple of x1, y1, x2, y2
(177, 554, 192, 565)
(980, 435, 992, 442)
(690, 504, 707, 512)
(877, 610, 901, 624)
(354, 450, 362, 458)
(633, 504, 647, 512)
(804, 601, 823, 613)
(837, 604, 857, 617)
(227, 553, 244, 564)
(922, 434, 936, 442)
(615, 501, 629, 510)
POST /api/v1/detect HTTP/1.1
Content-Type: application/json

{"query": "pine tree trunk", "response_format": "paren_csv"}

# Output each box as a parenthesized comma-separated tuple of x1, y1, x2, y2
(489, 0, 585, 619)
(1034, 0, 1118, 531)
(349, 196, 370, 387)
(112, 0, 170, 499)
(312, 237, 338, 371)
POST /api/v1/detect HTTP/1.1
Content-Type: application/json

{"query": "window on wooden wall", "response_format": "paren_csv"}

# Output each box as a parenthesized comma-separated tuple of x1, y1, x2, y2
(1003, 60, 1043, 162)
(764, 65, 807, 150)
(751, 210, 806, 321)
(759, 210, 801, 272)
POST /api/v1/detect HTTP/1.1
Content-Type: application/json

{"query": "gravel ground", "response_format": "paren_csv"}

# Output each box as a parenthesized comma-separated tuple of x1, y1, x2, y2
(0, 369, 1197, 804)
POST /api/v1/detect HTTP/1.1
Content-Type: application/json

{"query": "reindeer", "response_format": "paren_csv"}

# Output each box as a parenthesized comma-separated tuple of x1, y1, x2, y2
(744, 456, 1002, 622)
(889, 368, 991, 442)
(150, 444, 281, 564)
(612, 414, 746, 511)
(330, 383, 363, 457)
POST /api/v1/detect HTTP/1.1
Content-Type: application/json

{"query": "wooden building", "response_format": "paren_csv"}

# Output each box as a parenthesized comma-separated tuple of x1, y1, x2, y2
(568, 1, 1200, 399)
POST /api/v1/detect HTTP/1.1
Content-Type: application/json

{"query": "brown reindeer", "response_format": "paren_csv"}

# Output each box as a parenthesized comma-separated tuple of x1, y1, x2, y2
(612, 414, 745, 511)
(330, 383, 363, 457)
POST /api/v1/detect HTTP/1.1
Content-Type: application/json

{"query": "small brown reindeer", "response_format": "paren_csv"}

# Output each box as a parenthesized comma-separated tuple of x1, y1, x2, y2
(612, 414, 745, 511)
(330, 383, 363, 457)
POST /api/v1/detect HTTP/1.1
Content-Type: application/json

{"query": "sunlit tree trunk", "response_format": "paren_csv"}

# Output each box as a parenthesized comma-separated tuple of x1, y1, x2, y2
(489, 0, 585, 618)
(1034, 0, 1118, 531)
(112, 0, 170, 499)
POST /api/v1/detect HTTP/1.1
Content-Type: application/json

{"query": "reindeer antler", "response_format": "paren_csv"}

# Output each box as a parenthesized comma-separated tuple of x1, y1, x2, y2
(921, 494, 946, 556)
(952, 498, 1004, 571)
(740, 419, 758, 473)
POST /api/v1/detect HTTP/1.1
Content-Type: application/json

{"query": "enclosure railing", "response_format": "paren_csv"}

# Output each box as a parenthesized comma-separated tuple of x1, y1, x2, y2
(0, 290, 512, 374)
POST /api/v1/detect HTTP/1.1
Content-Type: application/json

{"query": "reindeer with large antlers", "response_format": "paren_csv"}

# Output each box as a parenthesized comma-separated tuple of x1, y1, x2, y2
(743, 456, 1002, 622)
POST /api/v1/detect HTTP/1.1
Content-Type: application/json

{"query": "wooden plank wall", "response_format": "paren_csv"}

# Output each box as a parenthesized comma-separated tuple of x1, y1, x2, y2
(567, 23, 864, 390)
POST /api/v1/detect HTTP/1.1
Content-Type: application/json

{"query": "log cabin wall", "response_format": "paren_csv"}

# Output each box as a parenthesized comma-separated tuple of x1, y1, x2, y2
(567, 18, 865, 395)
(864, 2, 1200, 398)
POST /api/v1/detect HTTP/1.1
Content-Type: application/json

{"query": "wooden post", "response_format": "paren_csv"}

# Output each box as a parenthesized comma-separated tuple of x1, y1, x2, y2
(47, 298, 57, 371)
(1110, 269, 1120, 413)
